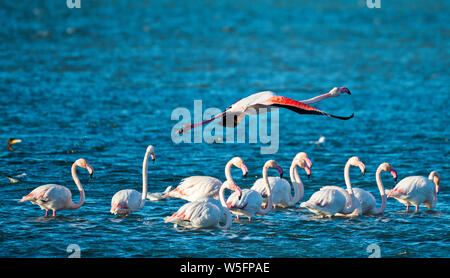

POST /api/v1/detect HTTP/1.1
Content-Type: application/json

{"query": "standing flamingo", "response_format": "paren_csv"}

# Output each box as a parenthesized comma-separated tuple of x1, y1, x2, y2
(227, 160, 283, 221)
(386, 171, 440, 212)
(352, 163, 398, 215)
(164, 180, 240, 229)
(110, 145, 155, 215)
(19, 158, 94, 216)
(251, 152, 312, 208)
(300, 156, 365, 217)
(177, 87, 353, 134)
(163, 157, 247, 202)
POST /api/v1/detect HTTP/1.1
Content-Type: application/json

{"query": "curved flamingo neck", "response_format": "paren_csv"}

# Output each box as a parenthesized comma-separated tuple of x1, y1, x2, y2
(217, 183, 231, 229)
(301, 92, 332, 105)
(341, 161, 355, 214)
(139, 150, 151, 208)
(69, 163, 85, 210)
(258, 165, 272, 215)
(224, 160, 235, 183)
(373, 165, 387, 214)
(287, 160, 303, 206)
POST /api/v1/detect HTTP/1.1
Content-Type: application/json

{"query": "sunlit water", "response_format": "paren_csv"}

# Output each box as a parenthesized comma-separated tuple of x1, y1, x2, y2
(0, 0, 449, 258)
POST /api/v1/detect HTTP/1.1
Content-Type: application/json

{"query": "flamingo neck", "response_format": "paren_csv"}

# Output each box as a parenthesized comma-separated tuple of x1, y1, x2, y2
(373, 165, 387, 214)
(224, 160, 234, 183)
(258, 165, 272, 215)
(69, 163, 85, 210)
(341, 161, 355, 214)
(300, 92, 332, 105)
(428, 172, 438, 208)
(287, 161, 303, 206)
(139, 150, 151, 209)
(217, 183, 231, 229)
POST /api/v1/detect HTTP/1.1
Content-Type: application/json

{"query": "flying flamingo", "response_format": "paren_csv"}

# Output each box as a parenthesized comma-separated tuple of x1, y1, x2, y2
(352, 163, 398, 215)
(300, 156, 365, 217)
(251, 152, 312, 208)
(19, 158, 94, 217)
(164, 180, 240, 229)
(227, 160, 283, 221)
(386, 171, 440, 212)
(163, 157, 247, 202)
(7, 138, 21, 151)
(177, 87, 353, 134)
(110, 145, 155, 216)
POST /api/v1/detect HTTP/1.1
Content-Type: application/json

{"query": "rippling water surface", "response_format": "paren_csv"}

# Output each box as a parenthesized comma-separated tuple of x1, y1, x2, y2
(0, 0, 449, 257)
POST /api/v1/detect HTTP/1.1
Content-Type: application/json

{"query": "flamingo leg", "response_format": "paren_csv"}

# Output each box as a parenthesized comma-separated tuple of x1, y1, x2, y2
(415, 206, 419, 213)
(248, 217, 252, 222)
(45, 210, 48, 217)
(53, 210, 56, 217)
(406, 204, 410, 212)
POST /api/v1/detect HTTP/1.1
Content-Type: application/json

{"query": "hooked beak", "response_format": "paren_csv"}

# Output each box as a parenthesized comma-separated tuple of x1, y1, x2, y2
(358, 162, 366, 176)
(151, 153, 156, 163)
(241, 164, 248, 178)
(304, 157, 312, 169)
(87, 164, 94, 178)
(276, 165, 283, 179)
(304, 165, 311, 179)
(390, 168, 398, 182)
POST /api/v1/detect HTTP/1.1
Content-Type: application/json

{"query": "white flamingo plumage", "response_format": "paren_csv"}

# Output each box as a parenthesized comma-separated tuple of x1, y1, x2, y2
(163, 157, 247, 202)
(300, 156, 365, 217)
(227, 160, 283, 221)
(164, 181, 239, 229)
(251, 152, 312, 208)
(177, 87, 353, 134)
(386, 171, 440, 212)
(352, 162, 398, 215)
(110, 145, 155, 215)
(19, 158, 94, 216)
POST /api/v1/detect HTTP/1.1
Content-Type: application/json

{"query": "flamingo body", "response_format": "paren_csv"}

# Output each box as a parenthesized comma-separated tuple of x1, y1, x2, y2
(165, 199, 225, 229)
(388, 175, 438, 210)
(20, 184, 72, 212)
(352, 188, 378, 215)
(110, 189, 143, 215)
(164, 176, 222, 202)
(251, 177, 291, 208)
(300, 187, 349, 216)
(227, 189, 264, 219)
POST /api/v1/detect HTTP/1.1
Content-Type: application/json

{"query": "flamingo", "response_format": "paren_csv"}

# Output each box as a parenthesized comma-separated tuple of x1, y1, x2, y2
(300, 156, 365, 217)
(227, 160, 283, 221)
(177, 87, 353, 134)
(386, 171, 440, 212)
(110, 145, 155, 216)
(163, 157, 247, 202)
(352, 163, 398, 215)
(7, 138, 21, 151)
(251, 152, 312, 208)
(164, 180, 240, 229)
(19, 158, 94, 216)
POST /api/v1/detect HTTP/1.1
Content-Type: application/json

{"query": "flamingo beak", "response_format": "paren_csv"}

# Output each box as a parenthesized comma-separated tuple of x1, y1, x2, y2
(305, 157, 312, 169)
(304, 165, 311, 179)
(358, 162, 366, 176)
(87, 165, 94, 178)
(241, 164, 248, 178)
(151, 153, 156, 163)
(390, 168, 398, 182)
(276, 165, 283, 178)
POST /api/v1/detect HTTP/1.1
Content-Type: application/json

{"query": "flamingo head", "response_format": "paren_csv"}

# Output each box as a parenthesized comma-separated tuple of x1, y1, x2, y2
(380, 163, 397, 182)
(264, 160, 283, 178)
(294, 152, 312, 179)
(146, 145, 156, 162)
(329, 87, 351, 97)
(348, 156, 366, 176)
(75, 158, 94, 178)
(231, 157, 248, 177)
(223, 180, 242, 197)
(429, 171, 440, 194)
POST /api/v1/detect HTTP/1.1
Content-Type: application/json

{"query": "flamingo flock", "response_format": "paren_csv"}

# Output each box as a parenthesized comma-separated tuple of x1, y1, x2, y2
(14, 87, 442, 230)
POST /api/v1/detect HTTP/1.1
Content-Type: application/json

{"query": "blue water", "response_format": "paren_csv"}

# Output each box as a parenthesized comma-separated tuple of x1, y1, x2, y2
(1, 0, 449, 258)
